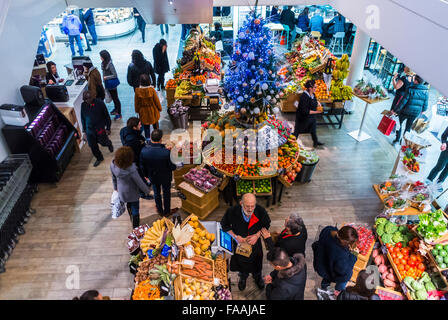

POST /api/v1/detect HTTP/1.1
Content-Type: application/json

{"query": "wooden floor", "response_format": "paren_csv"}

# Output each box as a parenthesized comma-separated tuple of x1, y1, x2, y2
(0, 25, 443, 300)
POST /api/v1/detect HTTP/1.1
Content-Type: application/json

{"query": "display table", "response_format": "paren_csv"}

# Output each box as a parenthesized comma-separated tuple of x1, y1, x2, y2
(348, 94, 389, 142)
(54, 78, 88, 150)
(372, 184, 429, 215)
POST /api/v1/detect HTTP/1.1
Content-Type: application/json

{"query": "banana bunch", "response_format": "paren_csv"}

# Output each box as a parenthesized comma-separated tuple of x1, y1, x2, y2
(304, 55, 317, 65)
(332, 54, 350, 81)
(174, 80, 191, 97)
(331, 80, 353, 100)
(140, 219, 166, 253)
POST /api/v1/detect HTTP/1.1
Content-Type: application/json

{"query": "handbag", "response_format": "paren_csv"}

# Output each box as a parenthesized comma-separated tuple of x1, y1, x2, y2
(111, 190, 125, 219)
(104, 78, 120, 89)
(377, 114, 397, 136)
(105, 89, 112, 103)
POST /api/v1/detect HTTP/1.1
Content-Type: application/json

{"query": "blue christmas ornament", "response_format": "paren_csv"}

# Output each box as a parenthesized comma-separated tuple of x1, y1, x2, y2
(262, 83, 268, 90)
(239, 32, 245, 39)
(250, 79, 256, 85)
(237, 96, 244, 103)
(248, 52, 255, 60)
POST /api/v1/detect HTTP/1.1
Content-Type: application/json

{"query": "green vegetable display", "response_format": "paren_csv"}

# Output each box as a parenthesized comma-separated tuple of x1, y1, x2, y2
(417, 209, 448, 242)
(375, 218, 388, 227)
(385, 221, 398, 234)
(376, 224, 385, 236)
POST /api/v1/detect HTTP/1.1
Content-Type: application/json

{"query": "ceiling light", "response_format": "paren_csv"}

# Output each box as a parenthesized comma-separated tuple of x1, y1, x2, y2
(168, 0, 173, 5)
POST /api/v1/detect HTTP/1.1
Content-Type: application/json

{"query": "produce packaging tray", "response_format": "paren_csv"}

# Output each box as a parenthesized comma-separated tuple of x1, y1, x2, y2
(372, 184, 426, 216)
(236, 179, 272, 196)
(183, 167, 222, 194)
(214, 253, 229, 287)
(375, 286, 405, 300)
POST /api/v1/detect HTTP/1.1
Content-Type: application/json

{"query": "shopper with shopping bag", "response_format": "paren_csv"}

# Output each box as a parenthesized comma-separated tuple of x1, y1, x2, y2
(100, 50, 122, 120)
(391, 75, 429, 143)
(111, 146, 150, 228)
(111, 190, 125, 219)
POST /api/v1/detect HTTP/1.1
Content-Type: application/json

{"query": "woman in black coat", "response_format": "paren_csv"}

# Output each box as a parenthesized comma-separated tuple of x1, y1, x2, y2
(262, 213, 307, 257)
(152, 39, 170, 91)
(127, 50, 156, 91)
(294, 80, 324, 147)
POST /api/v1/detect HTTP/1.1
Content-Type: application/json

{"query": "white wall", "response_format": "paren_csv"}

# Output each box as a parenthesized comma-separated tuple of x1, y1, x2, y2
(0, 0, 67, 162)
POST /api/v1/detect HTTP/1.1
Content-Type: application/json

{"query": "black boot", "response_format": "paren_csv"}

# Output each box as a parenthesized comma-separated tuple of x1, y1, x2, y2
(238, 277, 247, 291)
(132, 215, 140, 229)
(127, 205, 133, 222)
(253, 273, 265, 290)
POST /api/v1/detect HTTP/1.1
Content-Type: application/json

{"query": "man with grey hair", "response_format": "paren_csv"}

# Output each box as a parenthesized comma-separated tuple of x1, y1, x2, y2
(220, 193, 271, 291)
(261, 212, 307, 257)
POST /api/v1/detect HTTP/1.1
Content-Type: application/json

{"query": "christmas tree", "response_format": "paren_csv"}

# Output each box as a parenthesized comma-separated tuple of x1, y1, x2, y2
(224, 12, 283, 125)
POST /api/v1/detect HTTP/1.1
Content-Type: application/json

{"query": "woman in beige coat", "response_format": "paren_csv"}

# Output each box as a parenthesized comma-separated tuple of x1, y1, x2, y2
(135, 74, 162, 138)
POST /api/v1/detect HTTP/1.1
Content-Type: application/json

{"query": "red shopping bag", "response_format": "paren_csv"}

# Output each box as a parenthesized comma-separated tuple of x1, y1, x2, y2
(377, 115, 396, 136)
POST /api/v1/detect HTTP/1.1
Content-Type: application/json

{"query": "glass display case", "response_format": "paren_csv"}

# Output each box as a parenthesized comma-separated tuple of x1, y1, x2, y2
(46, 8, 136, 41)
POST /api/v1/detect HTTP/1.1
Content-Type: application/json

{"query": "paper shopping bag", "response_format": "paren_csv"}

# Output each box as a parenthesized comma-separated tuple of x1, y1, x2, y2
(377, 115, 396, 136)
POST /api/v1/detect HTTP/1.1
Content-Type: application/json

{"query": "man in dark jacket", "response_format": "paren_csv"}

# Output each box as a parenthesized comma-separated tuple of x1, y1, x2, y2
(152, 39, 170, 91)
(265, 248, 306, 300)
(140, 129, 178, 216)
(127, 50, 157, 90)
(392, 75, 429, 143)
(261, 213, 307, 257)
(297, 7, 310, 32)
(220, 193, 271, 291)
(133, 8, 146, 43)
(81, 91, 113, 167)
(78, 9, 91, 51)
(120, 117, 145, 163)
(83, 8, 97, 45)
(280, 6, 296, 50)
(427, 126, 448, 191)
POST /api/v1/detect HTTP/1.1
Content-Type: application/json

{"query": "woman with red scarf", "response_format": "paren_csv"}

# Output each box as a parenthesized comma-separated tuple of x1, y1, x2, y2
(220, 193, 271, 292)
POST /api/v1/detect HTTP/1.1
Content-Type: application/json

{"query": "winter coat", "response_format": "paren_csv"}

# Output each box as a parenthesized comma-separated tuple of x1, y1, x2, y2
(394, 83, 429, 117)
(310, 15, 324, 33)
(312, 226, 357, 287)
(266, 253, 307, 300)
(391, 74, 413, 112)
(110, 161, 150, 203)
(120, 126, 146, 163)
(280, 8, 296, 31)
(78, 10, 88, 34)
(152, 43, 170, 75)
(85, 67, 105, 100)
(61, 14, 82, 36)
(329, 16, 346, 33)
(102, 61, 118, 81)
(297, 14, 310, 31)
(220, 204, 271, 274)
(265, 227, 308, 257)
(81, 99, 111, 133)
(83, 8, 95, 26)
(337, 290, 381, 300)
(134, 87, 162, 125)
(127, 60, 156, 89)
(139, 142, 177, 185)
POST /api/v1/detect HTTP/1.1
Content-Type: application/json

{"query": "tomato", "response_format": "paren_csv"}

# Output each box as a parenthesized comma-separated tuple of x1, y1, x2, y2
(408, 260, 416, 267)
(417, 263, 425, 271)
(394, 247, 401, 253)
(400, 258, 407, 265)
(397, 253, 403, 259)
(391, 252, 397, 259)
(404, 265, 410, 271)
(417, 255, 424, 263)
(402, 248, 410, 256)
(396, 242, 402, 248)
(397, 264, 405, 271)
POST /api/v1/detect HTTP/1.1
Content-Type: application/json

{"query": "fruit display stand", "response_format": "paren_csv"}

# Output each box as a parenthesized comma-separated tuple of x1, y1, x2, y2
(173, 164, 196, 187)
(130, 214, 232, 300)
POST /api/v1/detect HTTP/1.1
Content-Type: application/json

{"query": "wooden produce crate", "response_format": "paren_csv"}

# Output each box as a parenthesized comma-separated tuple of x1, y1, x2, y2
(174, 164, 196, 187)
(178, 180, 219, 207)
(174, 274, 215, 300)
(280, 92, 301, 113)
(214, 253, 229, 287)
(309, 59, 327, 74)
(375, 286, 405, 300)
(181, 213, 206, 230)
(278, 175, 293, 188)
(181, 60, 195, 71)
(350, 239, 375, 282)
(254, 178, 273, 196)
(179, 250, 214, 283)
(332, 101, 345, 109)
(166, 88, 176, 107)
(181, 196, 220, 220)
(411, 210, 448, 244)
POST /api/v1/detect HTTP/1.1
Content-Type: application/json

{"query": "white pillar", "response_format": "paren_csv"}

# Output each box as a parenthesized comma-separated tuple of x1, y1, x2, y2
(346, 28, 371, 88)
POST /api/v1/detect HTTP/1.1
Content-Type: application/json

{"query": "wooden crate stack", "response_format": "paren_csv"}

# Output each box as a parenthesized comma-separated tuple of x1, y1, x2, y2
(177, 181, 219, 219)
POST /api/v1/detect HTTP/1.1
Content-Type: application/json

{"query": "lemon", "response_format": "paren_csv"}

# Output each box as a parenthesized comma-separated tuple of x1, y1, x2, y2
(195, 247, 202, 255)
(191, 215, 198, 221)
